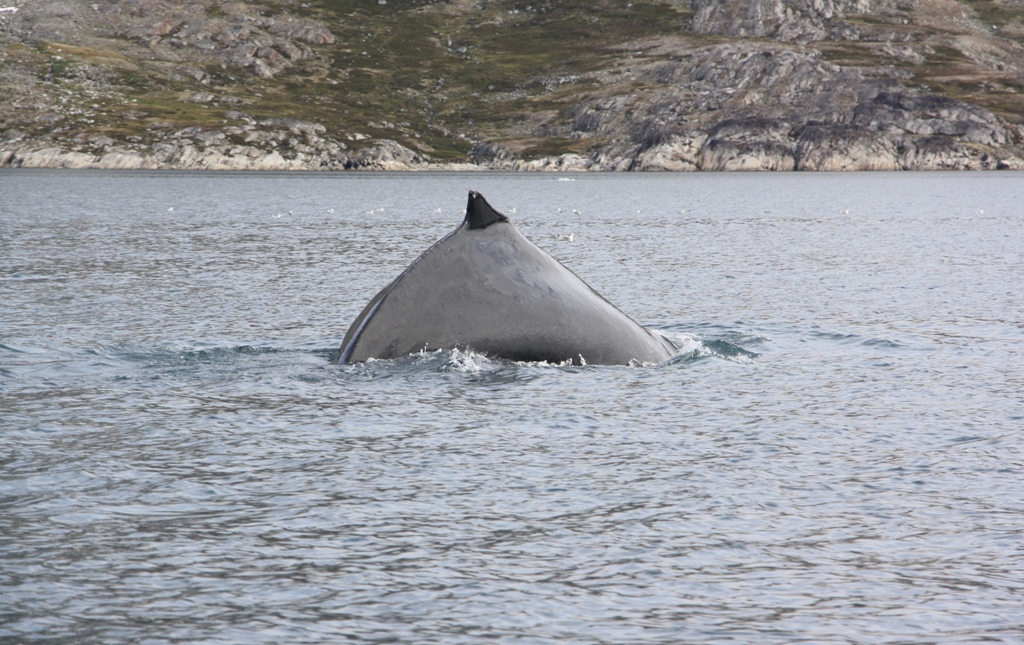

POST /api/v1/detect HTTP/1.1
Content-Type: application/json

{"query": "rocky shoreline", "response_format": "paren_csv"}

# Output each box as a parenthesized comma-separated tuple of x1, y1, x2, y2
(6, 128, 1020, 173)
(4, 140, 1020, 171)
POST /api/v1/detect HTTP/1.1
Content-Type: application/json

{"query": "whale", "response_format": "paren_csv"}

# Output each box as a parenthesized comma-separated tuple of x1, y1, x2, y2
(337, 191, 677, 366)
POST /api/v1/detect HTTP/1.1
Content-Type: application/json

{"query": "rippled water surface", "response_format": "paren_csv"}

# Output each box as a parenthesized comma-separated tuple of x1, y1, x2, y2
(2, 169, 1023, 644)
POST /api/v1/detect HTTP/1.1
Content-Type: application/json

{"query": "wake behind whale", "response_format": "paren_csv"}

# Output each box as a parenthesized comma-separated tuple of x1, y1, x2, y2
(337, 191, 677, 366)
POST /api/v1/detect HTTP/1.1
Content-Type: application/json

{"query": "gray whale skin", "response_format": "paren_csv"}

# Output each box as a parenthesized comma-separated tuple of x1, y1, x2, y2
(337, 191, 677, 366)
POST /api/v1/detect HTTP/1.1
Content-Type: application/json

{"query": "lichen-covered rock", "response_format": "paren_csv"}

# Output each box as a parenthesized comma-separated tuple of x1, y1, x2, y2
(344, 140, 427, 170)
(691, 0, 901, 41)
(3, 0, 333, 79)
(795, 126, 901, 170)
(540, 43, 1017, 172)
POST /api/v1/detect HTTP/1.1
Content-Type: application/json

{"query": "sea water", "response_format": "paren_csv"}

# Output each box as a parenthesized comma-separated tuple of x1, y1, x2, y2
(2, 169, 1023, 644)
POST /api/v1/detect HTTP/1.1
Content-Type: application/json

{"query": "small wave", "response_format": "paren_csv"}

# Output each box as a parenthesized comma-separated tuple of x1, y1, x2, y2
(808, 328, 905, 349)
(115, 345, 244, 365)
(809, 330, 860, 342)
(702, 339, 759, 361)
(29, 342, 329, 383)
(659, 323, 769, 345)
(859, 337, 903, 348)
(233, 345, 285, 355)
(0, 273, 51, 282)
(665, 334, 759, 365)
(1, 340, 337, 389)
(0, 343, 51, 355)
(115, 341, 315, 364)
(714, 331, 771, 347)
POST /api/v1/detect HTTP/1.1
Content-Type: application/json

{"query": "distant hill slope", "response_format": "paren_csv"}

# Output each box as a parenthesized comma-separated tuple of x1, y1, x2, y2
(2, 0, 1022, 170)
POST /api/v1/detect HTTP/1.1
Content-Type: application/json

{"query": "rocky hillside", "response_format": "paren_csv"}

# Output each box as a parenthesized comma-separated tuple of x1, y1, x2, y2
(2, 0, 1023, 170)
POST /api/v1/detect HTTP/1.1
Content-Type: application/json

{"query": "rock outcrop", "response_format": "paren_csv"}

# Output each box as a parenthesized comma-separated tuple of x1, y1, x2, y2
(1, 115, 350, 170)
(530, 43, 1020, 171)
(343, 140, 427, 171)
(690, 0, 900, 41)
(4, 0, 334, 78)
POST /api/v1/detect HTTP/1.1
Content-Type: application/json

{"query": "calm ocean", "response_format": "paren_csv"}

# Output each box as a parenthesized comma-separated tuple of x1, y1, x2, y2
(2, 169, 1023, 644)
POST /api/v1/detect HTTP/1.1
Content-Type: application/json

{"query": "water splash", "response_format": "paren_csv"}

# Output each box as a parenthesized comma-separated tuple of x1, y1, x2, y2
(665, 333, 761, 365)
(441, 348, 489, 373)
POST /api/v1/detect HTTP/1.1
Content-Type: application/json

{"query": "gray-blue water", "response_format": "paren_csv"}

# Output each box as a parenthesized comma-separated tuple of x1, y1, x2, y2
(2, 169, 1023, 644)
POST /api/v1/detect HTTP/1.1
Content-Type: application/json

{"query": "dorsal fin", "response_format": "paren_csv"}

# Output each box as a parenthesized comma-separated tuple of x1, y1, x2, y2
(465, 191, 509, 230)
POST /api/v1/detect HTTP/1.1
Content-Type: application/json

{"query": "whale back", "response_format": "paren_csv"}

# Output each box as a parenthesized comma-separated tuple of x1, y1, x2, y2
(338, 192, 676, 366)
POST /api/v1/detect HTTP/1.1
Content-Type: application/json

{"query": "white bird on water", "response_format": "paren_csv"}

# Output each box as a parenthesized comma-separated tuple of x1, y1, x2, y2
(326, 208, 335, 213)
(167, 207, 174, 212)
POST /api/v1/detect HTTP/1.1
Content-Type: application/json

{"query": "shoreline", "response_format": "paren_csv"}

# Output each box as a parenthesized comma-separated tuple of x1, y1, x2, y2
(4, 140, 1022, 172)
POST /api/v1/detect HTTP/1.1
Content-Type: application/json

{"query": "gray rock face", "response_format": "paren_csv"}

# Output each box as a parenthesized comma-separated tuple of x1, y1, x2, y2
(512, 43, 1019, 172)
(0, 115, 351, 170)
(344, 140, 427, 170)
(3, 0, 334, 78)
(691, 0, 893, 41)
